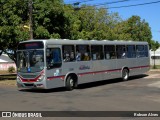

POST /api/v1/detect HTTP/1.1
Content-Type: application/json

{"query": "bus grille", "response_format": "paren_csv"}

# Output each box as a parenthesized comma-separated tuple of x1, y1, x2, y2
(24, 83, 34, 87)
(20, 74, 37, 79)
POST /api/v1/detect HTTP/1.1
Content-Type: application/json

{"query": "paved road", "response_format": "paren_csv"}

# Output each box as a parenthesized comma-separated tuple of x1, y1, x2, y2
(0, 73, 160, 119)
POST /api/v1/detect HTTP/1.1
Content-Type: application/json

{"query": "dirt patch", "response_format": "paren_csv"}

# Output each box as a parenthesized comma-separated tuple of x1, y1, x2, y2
(0, 71, 17, 87)
(147, 70, 160, 74)
(0, 70, 16, 75)
(0, 80, 16, 86)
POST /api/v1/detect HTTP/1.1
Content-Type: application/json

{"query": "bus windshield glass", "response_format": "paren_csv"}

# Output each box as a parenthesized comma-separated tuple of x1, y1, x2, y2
(17, 50, 44, 73)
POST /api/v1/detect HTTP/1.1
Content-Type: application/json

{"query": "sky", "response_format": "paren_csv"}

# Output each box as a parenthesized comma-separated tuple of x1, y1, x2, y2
(64, 0, 160, 42)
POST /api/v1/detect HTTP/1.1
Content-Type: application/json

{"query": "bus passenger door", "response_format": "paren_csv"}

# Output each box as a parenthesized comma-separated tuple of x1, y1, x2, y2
(45, 45, 64, 89)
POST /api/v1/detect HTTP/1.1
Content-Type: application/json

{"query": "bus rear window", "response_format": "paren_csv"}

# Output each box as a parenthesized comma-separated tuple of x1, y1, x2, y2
(18, 42, 44, 50)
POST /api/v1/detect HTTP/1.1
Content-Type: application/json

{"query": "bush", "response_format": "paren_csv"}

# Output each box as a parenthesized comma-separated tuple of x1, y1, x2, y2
(8, 66, 15, 73)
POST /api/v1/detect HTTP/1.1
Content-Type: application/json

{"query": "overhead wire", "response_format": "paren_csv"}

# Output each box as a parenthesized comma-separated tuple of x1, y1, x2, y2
(69, 0, 160, 10)
(108, 0, 160, 9)
(65, 0, 95, 4)
(65, 0, 139, 6)
(92, 0, 132, 7)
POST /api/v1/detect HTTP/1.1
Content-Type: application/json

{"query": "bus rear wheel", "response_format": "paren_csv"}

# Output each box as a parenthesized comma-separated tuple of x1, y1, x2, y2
(65, 76, 77, 91)
(122, 68, 129, 81)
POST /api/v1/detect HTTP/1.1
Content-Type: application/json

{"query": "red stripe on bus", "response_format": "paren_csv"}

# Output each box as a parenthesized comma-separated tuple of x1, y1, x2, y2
(47, 75, 65, 80)
(78, 69, 121, 76)
(130, 65, 150, 69)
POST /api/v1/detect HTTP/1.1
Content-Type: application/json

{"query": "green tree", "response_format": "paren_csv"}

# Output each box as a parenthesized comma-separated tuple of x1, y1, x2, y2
(0, 1, 154, 63)
(111, 15, 152, 44)
(64, 5, 122, 40)
(33, 0, 68, 39)
(150, 40, 159, 50)
(127, 16, 152, 43)
(150, 40, 159, 69)
(0, 0, 29, 62)
(110, 20, 132, 40)
(0, 0, 65, 62)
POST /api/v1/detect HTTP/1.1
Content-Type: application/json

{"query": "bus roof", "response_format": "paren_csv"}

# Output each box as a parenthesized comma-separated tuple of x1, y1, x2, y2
(19, 39, 148, 45)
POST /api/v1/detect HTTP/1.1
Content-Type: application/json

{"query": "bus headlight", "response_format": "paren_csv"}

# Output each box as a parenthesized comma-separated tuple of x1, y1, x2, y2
(38, 74, 45, 82)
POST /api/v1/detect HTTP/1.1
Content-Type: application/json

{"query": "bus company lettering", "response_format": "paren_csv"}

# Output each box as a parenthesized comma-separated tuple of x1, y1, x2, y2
(54, 69, 61, 76)
(79, 65, 90, 70)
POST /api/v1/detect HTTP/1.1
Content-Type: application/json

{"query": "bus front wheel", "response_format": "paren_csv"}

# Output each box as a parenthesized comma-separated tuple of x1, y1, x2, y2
(122, 68, 129, 81)
(65, 76, 76, 91)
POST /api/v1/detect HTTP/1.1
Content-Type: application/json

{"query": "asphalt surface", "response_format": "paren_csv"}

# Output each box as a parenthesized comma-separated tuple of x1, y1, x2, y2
(0, 72, 160, 120)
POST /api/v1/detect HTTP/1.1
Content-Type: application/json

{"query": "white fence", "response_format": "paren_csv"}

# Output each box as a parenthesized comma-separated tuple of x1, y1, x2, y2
(150, 59, 160, 65)
(0, 63, 16, 71)
(150, 48, 160, 65)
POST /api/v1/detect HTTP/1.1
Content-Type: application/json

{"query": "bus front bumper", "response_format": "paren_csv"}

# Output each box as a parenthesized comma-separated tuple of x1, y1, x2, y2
(17, 81, 45, 89)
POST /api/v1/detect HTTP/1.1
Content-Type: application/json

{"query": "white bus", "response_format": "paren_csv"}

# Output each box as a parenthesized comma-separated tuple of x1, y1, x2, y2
(16, 39, 150, 90)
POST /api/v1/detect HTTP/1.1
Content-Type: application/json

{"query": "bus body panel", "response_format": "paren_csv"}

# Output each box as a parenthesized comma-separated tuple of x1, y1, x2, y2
(16, 39, 150, 89)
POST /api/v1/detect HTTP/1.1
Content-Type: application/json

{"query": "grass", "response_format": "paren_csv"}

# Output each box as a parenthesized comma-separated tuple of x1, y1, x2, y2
(0, 71, 16, 86)
(151, 65, 160, 69)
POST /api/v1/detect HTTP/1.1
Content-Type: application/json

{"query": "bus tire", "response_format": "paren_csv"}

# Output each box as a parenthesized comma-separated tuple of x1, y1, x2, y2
(122, 68, 129, 81)
(65, 76, 75, 91)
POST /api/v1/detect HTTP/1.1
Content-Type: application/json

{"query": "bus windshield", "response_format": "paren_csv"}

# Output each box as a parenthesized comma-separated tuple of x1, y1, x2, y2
(17, 50, 44, 73)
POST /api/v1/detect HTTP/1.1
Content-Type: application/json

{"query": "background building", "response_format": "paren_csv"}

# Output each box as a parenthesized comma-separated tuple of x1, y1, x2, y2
(150, 47, 160, 65)
(0, 54, 16, 71)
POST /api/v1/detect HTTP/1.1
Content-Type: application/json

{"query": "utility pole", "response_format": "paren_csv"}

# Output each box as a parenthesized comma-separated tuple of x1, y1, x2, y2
(28, 0, 33, 39)
(153, 50, 156, 69)
(73, 2, 81, 11)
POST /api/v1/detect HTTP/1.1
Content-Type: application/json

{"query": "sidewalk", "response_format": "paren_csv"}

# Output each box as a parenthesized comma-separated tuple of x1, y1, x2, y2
(147, 69, 160, 74)
(149, 69, 160, 72)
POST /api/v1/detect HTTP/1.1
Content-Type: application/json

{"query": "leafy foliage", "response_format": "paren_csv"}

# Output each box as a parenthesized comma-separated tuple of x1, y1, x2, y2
(8, 66, 15, 73)
(111, 16, 152, 43)
(150, 40, 159, 51)
(0, 0, 157, 62)
(33, 0, 67, 39)
(0, 0, 29, 62)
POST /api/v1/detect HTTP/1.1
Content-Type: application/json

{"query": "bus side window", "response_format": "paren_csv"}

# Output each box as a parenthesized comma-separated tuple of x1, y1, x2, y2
(62, 45, 75, 62)
(76, 51, 81, 61)
(46, 48, 62, 69)
(127, 45, 136, 58)
(104, 45, 116, 59)
(76, 45, 90, 61)
(91, 45, 104, 60)
(144, 45, 148, 57)
(136, 45, 145, 58)
(116, 45, 126, 59)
